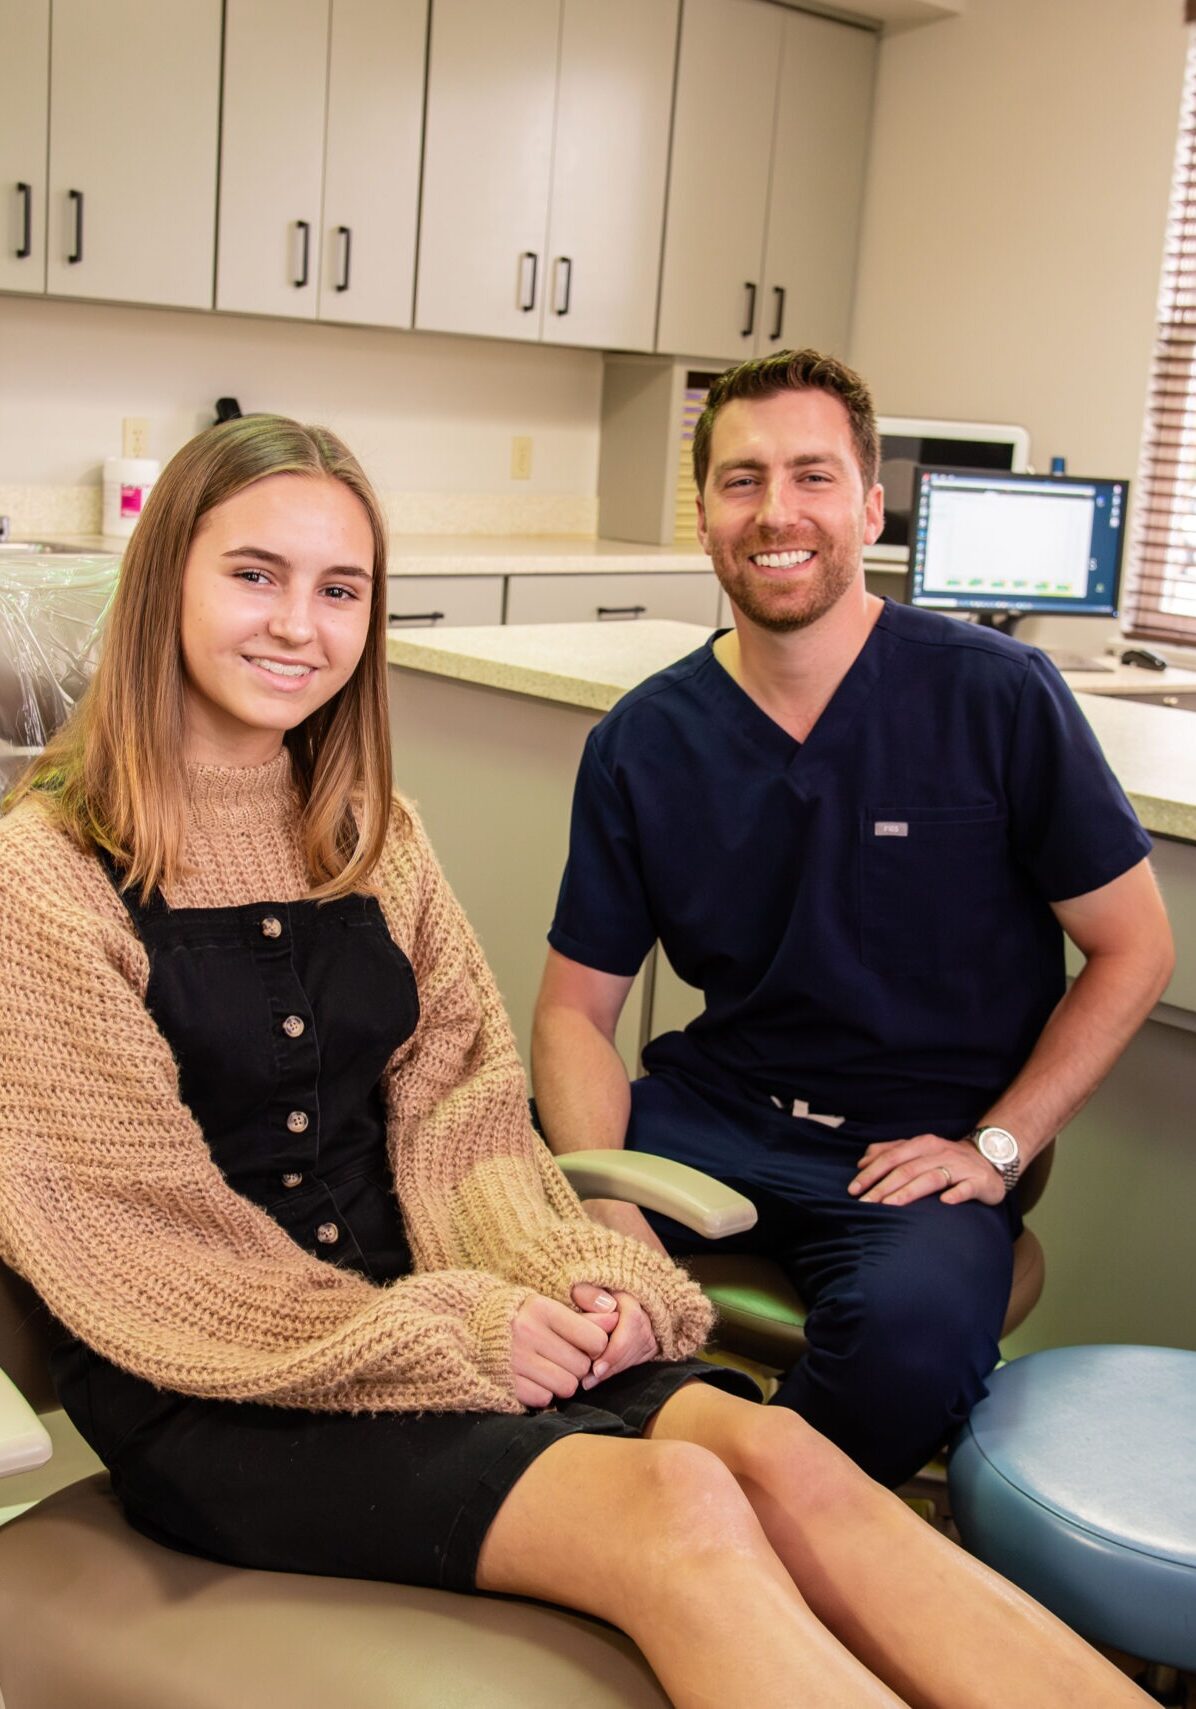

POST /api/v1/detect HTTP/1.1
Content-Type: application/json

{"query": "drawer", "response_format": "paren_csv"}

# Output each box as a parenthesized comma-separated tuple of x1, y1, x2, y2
(504, 571, 721, 627)
(385, 575, 504, 629)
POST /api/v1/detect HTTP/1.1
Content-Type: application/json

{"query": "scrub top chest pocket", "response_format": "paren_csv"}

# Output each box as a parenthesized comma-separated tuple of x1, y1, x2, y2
(858, 805, 1011, 978)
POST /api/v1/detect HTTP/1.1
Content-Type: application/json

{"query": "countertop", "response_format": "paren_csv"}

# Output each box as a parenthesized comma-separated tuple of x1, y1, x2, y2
(25, 533, 712, 577)
(386, 620, 1196, 843)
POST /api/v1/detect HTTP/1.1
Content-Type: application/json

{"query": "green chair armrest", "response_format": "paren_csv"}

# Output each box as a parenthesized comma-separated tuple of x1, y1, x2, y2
(0, 1366, 52, 1478)
(557, 1150, 757, 1239)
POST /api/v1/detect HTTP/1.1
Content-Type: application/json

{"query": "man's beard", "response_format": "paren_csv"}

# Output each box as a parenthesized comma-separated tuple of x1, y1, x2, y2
(711, 530, 862, 634)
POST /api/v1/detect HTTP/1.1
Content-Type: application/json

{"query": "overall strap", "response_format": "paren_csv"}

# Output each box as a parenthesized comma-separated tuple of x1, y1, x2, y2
(94, 846, 170, 931)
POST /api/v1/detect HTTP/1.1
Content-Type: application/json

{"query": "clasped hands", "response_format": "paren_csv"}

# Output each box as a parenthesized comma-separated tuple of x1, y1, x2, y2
(510, 1283, 659, 1410)
(848, 1133, 1006, 1207)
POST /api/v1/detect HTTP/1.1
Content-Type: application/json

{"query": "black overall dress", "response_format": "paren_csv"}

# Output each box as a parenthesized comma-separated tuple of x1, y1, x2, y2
(51, 858, 746, 1593)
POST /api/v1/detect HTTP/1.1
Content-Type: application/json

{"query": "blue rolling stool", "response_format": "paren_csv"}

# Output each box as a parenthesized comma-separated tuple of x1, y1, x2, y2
(950, 1345, 1196, 1702)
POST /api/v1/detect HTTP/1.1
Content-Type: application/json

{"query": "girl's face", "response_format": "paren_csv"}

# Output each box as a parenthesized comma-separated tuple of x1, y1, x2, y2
(179, 473, 375, 767)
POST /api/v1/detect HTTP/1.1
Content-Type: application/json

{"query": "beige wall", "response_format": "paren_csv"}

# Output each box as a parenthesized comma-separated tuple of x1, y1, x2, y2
(852, 0, 1184, 483)
(0, 294, 602, 505)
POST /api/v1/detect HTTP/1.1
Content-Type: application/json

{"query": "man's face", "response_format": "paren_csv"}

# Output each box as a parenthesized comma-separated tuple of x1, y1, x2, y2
(696, 389, 884, 633)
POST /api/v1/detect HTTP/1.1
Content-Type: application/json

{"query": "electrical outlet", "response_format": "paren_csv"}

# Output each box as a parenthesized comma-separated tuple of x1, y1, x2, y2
(122, 417, 150, 459)
(510, 435, 533, 480)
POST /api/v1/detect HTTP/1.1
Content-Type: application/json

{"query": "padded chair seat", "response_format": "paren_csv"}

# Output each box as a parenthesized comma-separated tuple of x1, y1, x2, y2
(949, 1345, 1196, 1671)
(0, 1473, 668, 1709)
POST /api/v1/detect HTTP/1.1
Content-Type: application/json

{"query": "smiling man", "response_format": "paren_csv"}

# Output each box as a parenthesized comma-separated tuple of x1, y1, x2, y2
(531, 348, 1174, 1487)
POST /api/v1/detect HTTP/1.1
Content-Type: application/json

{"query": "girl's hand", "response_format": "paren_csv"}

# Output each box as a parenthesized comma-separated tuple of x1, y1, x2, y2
(511, 1293, 617, 1409)
(571, 1283, 659, 1388)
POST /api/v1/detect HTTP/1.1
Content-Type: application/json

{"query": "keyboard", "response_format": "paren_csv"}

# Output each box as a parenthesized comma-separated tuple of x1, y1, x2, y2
(1044, 650, 1116, 674)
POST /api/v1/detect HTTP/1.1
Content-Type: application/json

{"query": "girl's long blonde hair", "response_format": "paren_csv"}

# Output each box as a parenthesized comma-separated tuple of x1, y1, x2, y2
(6, 415, 397, 899)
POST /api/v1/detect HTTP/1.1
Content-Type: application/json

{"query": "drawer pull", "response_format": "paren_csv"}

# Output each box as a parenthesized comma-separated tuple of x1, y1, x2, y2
(16, 182, 32, 259)
(596, 604, 647, 620)
(388, 610, 446, 626)
(519, 250, 538, 312)
(741, 280, 756, 338)
(769, 284, 786, 342)
(293, 219, 311, 288)
(67, 188, 83, 264)
(335, 224, 352, 292)
(553, 255, 573, 316)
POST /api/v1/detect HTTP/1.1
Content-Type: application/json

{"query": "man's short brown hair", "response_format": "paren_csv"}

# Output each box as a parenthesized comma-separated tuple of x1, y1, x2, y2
(692, 348, 880, 495)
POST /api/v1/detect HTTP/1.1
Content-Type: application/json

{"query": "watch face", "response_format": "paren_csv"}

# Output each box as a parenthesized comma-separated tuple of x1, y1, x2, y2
(979, 1127, 1018, 1165)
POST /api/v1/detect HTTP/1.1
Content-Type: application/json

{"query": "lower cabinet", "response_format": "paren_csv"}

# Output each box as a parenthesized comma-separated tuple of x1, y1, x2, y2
(505, 571, 720, 626)
(385, 575, 504, 628)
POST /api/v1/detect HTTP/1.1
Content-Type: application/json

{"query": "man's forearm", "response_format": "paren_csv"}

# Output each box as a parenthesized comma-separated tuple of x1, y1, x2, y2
(531, 1003, 632, 1155)
(980, 944, 1173, 1159)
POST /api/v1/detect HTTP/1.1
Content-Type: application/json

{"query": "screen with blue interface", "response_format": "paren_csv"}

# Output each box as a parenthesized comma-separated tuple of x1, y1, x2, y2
(907, 468, 1127, 619)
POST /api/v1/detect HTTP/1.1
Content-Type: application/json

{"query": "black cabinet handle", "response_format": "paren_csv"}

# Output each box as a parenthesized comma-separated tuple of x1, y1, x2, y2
(15, 183, 32, 259)
(519, 250, 538, 312)
(67, 188, 83, 264)
(553, 255, 573, 316)
(770, 285, 786, 342)
(388, 610, 446, 626)
(741, 280, 756, 338)
(293, 219, 310, 288)
(596, 604, 647, 620)
(335, 225, 352, 292)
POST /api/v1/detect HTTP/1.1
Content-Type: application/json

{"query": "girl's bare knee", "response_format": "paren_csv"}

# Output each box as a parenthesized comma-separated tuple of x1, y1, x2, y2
(629, 1439, 764, 1566)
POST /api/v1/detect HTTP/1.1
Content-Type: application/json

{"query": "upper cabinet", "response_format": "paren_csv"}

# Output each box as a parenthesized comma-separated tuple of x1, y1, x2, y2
(0, 0, 50, 296)
(657, 0, 876, 363)
(42, 0, 221, 309)
(416, 0, 679, 353)
(217, 0, 427, 328)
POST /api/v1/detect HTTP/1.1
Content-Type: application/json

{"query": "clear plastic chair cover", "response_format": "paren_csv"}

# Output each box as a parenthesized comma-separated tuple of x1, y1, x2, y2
(0, 553, 119, 786)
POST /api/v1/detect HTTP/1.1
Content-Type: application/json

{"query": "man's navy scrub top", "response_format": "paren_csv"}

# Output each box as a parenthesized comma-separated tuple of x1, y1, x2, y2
(548, 601, 1153, 1134)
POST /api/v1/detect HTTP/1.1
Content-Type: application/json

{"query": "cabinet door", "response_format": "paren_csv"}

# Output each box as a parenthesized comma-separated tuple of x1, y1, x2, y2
(540, 0, 678, 353)
(385, 576, 505, 628)
(45, 0, 221, 308)
(757, 12, 876, 359)
(319, 0, 427, 329)
(505, 571, 720, 626)
(217, 0, 329, 319)
(0, 0, 49, 295)
(656, 0, 781, 363)
(415, 0, 559, 342)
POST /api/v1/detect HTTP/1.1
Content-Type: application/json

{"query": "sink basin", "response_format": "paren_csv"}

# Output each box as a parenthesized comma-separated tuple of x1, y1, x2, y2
(0, 541, 87, 555)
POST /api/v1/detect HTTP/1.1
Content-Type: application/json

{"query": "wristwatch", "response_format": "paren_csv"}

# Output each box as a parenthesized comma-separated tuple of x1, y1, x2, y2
(968, 1125, 1022, 1194)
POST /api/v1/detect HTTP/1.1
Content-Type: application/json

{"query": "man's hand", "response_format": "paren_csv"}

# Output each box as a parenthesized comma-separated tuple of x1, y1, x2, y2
(848, 1135, 1005, 1207)
(581, 1197, 671, 1257)
(571, 1282, 660, 1387)
(510, 1294, 618, 1408)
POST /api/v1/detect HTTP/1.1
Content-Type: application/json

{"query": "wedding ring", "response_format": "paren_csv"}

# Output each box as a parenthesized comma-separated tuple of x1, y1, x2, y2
(938, 1165, 953, 1186)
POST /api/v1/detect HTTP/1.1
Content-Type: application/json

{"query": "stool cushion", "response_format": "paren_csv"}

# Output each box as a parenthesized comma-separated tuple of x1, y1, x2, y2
(949, 1345, 1196, 1670)
(0, 1474, 668, 1709)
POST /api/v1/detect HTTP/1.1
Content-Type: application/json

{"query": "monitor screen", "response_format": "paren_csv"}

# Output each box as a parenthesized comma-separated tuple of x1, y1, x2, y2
(870, 416, 1031, 560)
(906, 467, 1128, 621)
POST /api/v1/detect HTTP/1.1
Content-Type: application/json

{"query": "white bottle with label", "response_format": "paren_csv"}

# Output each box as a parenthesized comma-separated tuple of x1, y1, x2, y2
(102, 457, 160, 539)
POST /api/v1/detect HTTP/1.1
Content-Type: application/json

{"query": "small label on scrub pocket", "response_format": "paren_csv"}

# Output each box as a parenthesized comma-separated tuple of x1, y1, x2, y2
(874, 821, 908, 837)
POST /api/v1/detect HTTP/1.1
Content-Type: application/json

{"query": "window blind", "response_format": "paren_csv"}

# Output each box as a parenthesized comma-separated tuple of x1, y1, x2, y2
(1125, 8, 1196, 642)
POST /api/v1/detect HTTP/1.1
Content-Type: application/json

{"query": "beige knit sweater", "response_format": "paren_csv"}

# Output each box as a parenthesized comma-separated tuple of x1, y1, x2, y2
(0, 753, 712, 1416)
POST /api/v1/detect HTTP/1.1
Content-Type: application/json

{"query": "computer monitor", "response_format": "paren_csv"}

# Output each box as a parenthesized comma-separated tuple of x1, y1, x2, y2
(869, 416, 1032, 563)
(906, 466, 1128, 634)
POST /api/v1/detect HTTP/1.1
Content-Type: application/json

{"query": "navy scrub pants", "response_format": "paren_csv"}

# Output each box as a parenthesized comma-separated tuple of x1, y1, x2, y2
(627, 1068, 1019, 1488)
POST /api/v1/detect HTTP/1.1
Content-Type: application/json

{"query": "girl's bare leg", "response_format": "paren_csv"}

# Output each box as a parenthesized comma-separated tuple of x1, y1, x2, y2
(646, 1383, 1149, 1709)
(476, 1432, 908, 1709)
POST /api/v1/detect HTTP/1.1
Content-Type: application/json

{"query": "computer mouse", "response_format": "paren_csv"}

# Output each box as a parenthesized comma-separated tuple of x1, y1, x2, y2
(1120, 647, 1168, 671)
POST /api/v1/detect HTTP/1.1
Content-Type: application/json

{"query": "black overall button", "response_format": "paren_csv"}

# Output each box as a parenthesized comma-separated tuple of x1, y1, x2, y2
(260, 916, 283, 939)
(280, 1172, 303, 1189)
(286, 1110, 309, 1133)
(282, 1014, 306, 1038)
(316, 1221, 340, 1245)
